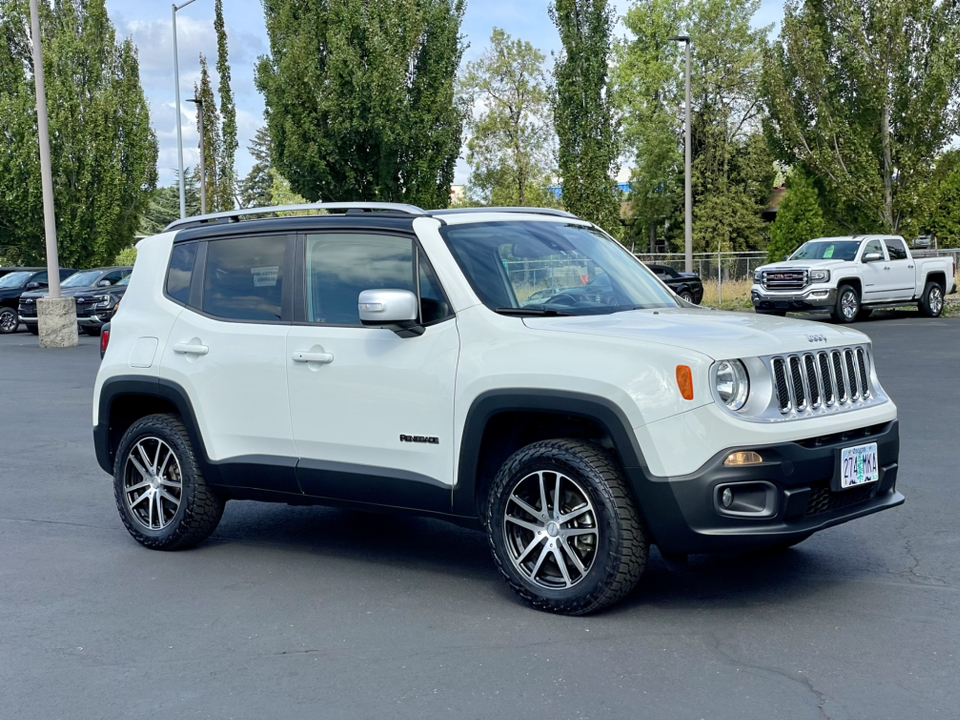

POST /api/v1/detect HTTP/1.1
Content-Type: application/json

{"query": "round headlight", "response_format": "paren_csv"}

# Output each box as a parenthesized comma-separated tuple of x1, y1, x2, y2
(716, 359, 749, 411)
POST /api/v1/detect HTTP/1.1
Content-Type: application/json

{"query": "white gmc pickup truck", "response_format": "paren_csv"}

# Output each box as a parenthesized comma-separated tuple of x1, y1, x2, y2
(752, 235, 957, 323)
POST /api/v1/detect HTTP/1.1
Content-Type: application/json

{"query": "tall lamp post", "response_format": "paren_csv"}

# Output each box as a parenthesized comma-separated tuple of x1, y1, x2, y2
(669, 35, 692, 274)
(29, 0, 76, 347)
(187, 97, 207, 215)
(173, 0, 198, 220)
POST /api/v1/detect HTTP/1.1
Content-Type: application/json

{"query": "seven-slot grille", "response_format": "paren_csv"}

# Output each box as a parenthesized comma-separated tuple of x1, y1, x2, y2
(771, 347, 870, 414)
(761, 268, 807, 290)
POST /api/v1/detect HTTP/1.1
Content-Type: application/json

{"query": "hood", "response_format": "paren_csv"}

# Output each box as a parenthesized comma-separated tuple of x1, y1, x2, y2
(19, 286, 91, 300)
(522, 307, 868, 360)
(759, 259, 851, 272)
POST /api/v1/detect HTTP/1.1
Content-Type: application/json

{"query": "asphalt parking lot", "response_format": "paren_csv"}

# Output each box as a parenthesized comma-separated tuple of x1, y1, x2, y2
(1, 315, 958, 720)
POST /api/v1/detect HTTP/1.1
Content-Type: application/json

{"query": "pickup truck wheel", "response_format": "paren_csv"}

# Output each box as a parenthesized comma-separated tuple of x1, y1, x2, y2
(486, 439, 647, 615)
(832, 285, 860, 323)
(114, 413, 224, 551)
(0, 307, 18, 334)
(679, 290, 694, 303)
(919, 281, 944, 317)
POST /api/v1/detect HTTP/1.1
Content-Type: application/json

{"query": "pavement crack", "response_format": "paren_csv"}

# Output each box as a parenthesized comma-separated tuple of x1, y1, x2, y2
(0, 516, 116, 532)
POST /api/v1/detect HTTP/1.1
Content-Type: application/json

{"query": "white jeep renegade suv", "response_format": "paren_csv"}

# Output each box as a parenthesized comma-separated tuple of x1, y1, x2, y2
(94, 203, 903, 614)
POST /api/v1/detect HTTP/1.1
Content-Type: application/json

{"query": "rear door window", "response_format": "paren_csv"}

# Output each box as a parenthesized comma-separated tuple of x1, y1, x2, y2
(203, 235, 288, 322)
(885, 238, 908, 260)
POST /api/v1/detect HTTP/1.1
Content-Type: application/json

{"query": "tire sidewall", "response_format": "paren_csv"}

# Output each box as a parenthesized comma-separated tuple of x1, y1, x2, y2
(113, 416, 200, 546)
(922, 282, 943, 317)
(487, 447, 627, 609)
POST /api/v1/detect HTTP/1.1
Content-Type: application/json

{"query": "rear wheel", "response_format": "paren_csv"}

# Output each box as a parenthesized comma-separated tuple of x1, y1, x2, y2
(486, 439, 647, 615)
(832, 284, 860, 323)
(918, 281, 944, 317)
(679, 290, 695, 303)
(0, 307, 18, 334)
(114, 414, 224, 550)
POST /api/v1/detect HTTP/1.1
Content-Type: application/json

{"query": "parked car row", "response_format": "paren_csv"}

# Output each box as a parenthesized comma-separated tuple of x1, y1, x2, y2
(0, 266, 131, 335)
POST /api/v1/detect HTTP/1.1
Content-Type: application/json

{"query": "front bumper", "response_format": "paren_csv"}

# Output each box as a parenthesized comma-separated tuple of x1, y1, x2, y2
(628, 419, 902, 554)
(752, 285, 836, 311)
(76, 311, 113, 328)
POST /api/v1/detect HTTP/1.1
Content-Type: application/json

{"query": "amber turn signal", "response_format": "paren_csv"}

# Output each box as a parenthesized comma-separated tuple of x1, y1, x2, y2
(676, 365, 694, 400)
(723, 451, 763, 467)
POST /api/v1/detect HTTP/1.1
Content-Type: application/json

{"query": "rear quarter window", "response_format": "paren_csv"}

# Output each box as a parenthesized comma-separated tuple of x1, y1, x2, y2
(166, 243, 198, 304)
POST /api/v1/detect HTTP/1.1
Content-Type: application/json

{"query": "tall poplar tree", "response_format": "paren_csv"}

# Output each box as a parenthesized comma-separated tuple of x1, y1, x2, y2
(550, 0, 622, 236)
(0, 0, 157, 266)
(256, 0, 465, 208)
(214, 0, 236, 211)
(193, 56, 223, 213)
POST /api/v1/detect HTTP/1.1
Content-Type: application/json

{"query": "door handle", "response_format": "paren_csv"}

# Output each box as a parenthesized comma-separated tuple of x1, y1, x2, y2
(293, 351, 334, 364)
(173, 342, 209, 355)
(883, 266, 891, 270)
(908, 265, 914, 269)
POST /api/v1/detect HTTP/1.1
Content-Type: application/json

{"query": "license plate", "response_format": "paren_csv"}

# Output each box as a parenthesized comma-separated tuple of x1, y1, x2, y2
(840, 443, 879, 489)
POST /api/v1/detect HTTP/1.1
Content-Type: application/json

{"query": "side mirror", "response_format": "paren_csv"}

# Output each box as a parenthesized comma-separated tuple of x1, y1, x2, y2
(358, 289, 423, 338)
(98, 279, 112, 287)
(26, 281, 43, 290)
(863, 252, 883, 263)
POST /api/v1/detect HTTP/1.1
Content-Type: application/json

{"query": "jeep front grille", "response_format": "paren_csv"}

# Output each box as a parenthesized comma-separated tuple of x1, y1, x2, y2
(771, 347, 872, 416)
(761, 269, 807, 290)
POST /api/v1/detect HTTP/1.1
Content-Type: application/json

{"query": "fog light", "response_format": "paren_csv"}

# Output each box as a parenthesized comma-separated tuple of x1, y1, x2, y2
(721, 487, 734, 508)
(724, 451, 763, 466)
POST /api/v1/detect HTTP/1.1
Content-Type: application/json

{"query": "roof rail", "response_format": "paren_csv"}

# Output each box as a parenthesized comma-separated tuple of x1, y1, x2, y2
(164, 202, 427, 232)
(430, 207, 579, 219)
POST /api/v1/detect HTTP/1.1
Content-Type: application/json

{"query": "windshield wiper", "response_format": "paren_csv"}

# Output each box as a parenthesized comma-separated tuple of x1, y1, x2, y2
(495, 307, 575, 317)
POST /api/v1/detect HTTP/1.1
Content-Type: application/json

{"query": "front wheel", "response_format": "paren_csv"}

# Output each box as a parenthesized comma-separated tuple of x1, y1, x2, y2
(679, 290, 695, 304)
(0, 307, 18, 334)
(918, 281, 944, 317)
(832, 284, 860, 323)
(114, 413, 224, 550)
(486, 439, 648, 615)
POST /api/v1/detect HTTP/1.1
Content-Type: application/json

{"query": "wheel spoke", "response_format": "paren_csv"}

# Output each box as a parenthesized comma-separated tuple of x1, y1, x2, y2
(515, 534, 544, 564)
(505, 515, 542, 533)
(553, 473, 562, 519)
(529, 543, 551, 581)
(147, 492, 155, 527)
(129, 490, 150, 508)
(559, 537, 588, 574)
(508, 494, 541, 520)
(152, 442, 163, 474)
(125, 479, 151, 493)
(552, 546, 573, 587)
(129, 455, 150, 481)
(538, 472, 549, 518)
(158, 476, 181, 489)
(558, 505, 591, 524)
(137, 443, 154, 474)
(158, 447, 173, 478)
(158, 488, 179, 506)
(563, 526, 597, 537)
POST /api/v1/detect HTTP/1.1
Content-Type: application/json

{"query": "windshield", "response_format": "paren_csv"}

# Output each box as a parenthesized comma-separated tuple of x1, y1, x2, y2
(790, 240, 861, 261)
(61, 270, 105, 288)
(440, 221, 679, 315)
(0, 272, 31, 288)
(116, 275, 130, 287)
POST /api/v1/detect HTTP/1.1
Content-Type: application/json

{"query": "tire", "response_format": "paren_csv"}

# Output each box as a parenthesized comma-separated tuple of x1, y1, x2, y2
(679, 291, 695, 304)
(832, 284, 860, 323)
(485, 439, 648, 615)
(27, 325, 39, 335)
(918, 281, 944, 318)
(0, 307, 18, 334)
(113, 413, 224, 551)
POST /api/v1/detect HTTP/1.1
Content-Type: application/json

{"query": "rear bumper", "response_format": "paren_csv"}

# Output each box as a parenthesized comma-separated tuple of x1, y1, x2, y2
(751, 285, 837, 311)
(628, 419, 902, 554)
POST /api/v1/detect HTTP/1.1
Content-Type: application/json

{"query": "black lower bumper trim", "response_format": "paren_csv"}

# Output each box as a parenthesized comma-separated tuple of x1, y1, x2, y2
(627, 420, 902, 554)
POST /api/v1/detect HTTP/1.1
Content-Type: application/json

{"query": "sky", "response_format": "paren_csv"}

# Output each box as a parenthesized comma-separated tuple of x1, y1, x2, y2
(102, 0, 786, 190)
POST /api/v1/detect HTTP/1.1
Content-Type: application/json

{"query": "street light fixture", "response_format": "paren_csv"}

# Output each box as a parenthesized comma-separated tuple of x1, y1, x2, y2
(668, 35, 693, 274)
(173, 0, 198, 220)
(186, 97, 207, 215)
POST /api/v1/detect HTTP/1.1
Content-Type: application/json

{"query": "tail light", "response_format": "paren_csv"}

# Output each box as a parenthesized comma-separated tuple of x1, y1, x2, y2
(100, 326, 110, 359)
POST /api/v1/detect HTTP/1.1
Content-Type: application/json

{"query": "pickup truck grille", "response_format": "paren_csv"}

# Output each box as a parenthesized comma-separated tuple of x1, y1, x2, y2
(771, 347, 870, 415)
(761, 269, 807, 290)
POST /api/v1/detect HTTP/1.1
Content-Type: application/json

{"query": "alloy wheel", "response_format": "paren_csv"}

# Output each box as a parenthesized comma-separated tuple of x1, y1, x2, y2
(502, 470, 599, 590)
(930, 286, 943, 315)
(123, 437, 183, 531)
(0, 309, 16, 333)
(841, 290, 858, 320)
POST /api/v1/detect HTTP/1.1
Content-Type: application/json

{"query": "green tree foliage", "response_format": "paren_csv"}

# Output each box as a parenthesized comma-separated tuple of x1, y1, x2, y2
(763, 0, 960, 235)
(460, 28, 556, 207)
(139, 176, 199, 236)
(194, 56, 223, 213)
(550, 0, 622, 236)
(214, 0, 236, 212)
(617, 0, 774, 253)
(926, 152, 960, 249)
(0, 0, 157, 267)
(239, 126, 274, 208)
(256, 0, 465, 208)
(766, 167, 824, 262)
(113, 245, 137, 266)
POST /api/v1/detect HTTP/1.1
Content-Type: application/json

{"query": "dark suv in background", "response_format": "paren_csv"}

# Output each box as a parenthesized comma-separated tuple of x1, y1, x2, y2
(18, 267, 131, 335)
(74, 274, 130, 335)
(0, 268, 76, 334)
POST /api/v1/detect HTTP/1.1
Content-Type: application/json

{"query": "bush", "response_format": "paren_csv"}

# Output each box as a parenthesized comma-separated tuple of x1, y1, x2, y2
(114, 246, 137, 266)
(766, 169, 824, 262)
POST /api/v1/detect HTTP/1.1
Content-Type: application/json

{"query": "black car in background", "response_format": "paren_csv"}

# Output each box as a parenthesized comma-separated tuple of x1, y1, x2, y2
(646, 264, 704, 305)
(18, 267, 132, 335)
(0, 268, 76, 334)
(74, 274, 130, 335)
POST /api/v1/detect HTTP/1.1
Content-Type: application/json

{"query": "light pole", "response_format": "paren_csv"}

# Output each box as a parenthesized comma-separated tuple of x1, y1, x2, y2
(173, 0, 198, 220)
(29, 0, 76, 347)
(187, 97, 207, 215)
(669, 35, 693, 274)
